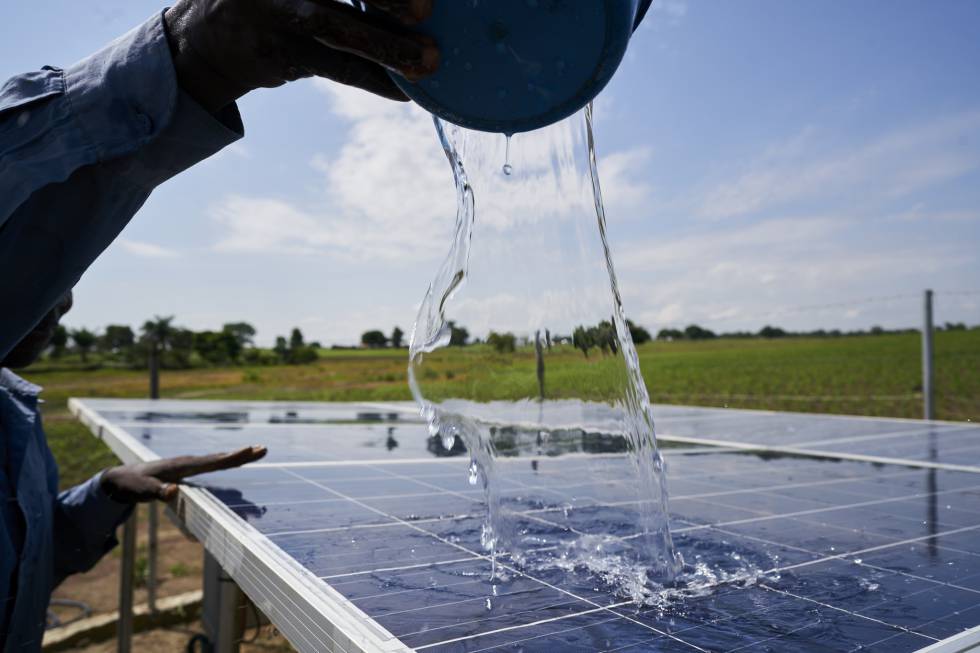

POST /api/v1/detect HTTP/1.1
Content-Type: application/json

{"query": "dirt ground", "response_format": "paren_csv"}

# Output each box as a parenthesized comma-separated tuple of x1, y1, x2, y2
(50, 506, 202, 621)
(69, 621, 294, 653)
(49, 505, 295, 651)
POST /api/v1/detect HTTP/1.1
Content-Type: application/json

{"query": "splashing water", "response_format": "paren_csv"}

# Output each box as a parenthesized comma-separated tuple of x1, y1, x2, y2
(408, 105, 684, 596)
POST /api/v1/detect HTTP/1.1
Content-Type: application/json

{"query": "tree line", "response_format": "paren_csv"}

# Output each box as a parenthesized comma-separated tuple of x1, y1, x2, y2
(48, 317, 976, 370)
(46, 318, 322, 369)
(654, 322, 976, 341)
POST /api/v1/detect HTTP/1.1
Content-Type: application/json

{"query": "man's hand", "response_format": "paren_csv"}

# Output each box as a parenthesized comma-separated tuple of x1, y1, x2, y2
(164, 0, 439, 113)
(100, 446, 268, 503)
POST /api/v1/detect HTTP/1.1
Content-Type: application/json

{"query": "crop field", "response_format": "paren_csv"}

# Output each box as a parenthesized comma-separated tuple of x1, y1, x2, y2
(25, 329, 979, 489)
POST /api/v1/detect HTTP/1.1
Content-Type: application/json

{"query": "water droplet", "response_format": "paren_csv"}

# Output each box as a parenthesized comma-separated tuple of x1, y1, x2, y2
(442, 432, 456, 449)
(485, 597, 492, 610)
(464, 61, 473, 71)
(502, 134, 513, 176)
(468, 460, 479, 485)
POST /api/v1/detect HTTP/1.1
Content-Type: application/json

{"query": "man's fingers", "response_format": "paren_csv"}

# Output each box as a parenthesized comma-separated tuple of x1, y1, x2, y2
(110, 473, 172, 503)
(298, 1, 439, 80)
(150, 446, 267, 482)
(158, 482, 179, 502)
(295, 41, 409, 101)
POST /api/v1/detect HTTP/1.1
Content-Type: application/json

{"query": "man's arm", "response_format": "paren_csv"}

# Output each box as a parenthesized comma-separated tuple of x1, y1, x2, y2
(51, 446, 266, 587)
(0, 1, 437, 361)
(50, 473, 134, 584)
(0, 12, 243, 362)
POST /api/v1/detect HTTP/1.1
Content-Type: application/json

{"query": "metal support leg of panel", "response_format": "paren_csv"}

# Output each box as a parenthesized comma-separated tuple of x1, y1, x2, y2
(147, 502, 159, 612)
(202, 551, 246, 653)
(117, 512, 137, 653)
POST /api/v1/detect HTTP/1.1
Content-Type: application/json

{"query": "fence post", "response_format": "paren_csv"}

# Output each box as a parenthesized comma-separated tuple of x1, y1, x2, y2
(922, 289, 934, 420)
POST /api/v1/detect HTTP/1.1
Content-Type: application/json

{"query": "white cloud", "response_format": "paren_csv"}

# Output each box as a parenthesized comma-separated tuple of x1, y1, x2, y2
(697, 111, 980, 220)
(612, 213, 975, 333)
(117, 238, 180, 259)
(211, 197, 325, 255)
(211, 82, 655, 262)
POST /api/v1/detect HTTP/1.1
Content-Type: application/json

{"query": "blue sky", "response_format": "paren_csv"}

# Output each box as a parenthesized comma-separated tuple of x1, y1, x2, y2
(3, 1, 979, 345)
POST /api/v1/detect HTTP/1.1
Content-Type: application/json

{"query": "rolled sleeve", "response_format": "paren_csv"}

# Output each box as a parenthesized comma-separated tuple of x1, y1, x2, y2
(51, 472, 133, 584)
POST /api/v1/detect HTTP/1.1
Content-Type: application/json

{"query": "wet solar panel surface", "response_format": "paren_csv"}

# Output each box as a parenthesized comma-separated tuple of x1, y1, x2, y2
(79, 399, 980, 651)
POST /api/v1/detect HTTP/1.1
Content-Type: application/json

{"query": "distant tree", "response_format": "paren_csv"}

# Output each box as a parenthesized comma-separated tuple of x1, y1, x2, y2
(49, 325, 69, 359)
(141, 316, 175, 352)
(289, 346, 319, 364)
(274, 336, 289, 362)
(943, 322, 967, 331)
(573, 325, 593, 358)
(390, 326, 405, 349)
(167, 328, 195, 368)
(139, 317, 194, 380)
(361, 330, 388, 348)
(222, 322, 256, 348)
(758, 325, 787, 339)
(656, 328, 684, 341)
(594, 320, 619, 354)
(100, 325, 135, 354)
(289, 328, 305, 350)
(683, 324, 716, 340)
(626, 319, 651, 345)
(487, 331, 516, 353)
(869, 325, 885, 335)
(447, 321, 469, 347)
(194, 330, 242, 365)
(71, 328, 97, 363)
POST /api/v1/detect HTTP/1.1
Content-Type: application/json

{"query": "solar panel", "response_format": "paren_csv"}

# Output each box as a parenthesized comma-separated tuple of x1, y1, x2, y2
(69, 398, 980, 652)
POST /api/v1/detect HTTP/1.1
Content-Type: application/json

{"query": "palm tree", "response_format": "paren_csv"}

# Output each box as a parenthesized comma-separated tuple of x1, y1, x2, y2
(141, 316, 174, 399)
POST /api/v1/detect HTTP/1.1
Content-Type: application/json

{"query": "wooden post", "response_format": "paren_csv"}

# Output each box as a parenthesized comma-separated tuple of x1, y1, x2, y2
(922, 289, 934, 420)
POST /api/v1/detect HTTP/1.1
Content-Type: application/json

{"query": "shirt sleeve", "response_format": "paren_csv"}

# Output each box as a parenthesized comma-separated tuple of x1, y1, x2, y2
(51, 472, 133, 586)
(0, 10, 244, 361)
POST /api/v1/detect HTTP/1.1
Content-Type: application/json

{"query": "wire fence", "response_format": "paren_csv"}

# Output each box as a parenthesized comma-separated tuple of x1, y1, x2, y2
(704, 289, 980, 326)
(648, 289, 979, 423)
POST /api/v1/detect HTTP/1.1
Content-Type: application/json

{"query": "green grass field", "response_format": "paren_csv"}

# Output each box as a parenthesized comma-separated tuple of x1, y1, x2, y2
(26, 330, 979, 489)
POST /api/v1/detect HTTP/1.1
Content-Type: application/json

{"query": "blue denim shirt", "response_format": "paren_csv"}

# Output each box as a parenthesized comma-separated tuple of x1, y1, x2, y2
(0, 10, 243, 651)
(0, 10, 244, 362)
(0, 370, 132, 650)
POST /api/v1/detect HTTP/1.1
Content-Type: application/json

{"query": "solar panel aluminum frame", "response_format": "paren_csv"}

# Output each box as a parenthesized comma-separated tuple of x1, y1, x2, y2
(916, 624, 980, 653)
(68, 398, 412, 653)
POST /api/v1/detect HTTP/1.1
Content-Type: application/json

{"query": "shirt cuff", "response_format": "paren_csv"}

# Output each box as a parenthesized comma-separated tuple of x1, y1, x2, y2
(113, 88, 244, 190)
(63, 11, 179, 163)
(57, 472, 134, 542)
